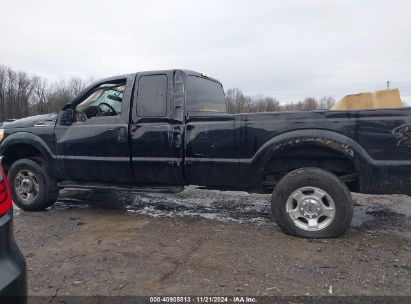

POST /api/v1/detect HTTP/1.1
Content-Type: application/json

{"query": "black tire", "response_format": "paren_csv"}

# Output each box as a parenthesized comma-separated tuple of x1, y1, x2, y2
(271, 167, 353, 238)
(8, 158, 58, 211)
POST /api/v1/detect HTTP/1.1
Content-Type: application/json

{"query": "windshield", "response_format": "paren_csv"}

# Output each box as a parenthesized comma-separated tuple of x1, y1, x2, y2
(186, 76, 227, 113)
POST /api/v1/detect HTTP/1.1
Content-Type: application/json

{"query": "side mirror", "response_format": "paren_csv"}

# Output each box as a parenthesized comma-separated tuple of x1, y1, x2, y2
(60, 109, 75, 125)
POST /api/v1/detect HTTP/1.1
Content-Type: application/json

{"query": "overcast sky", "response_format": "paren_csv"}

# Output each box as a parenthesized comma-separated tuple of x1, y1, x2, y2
(1, 0, 410, 102)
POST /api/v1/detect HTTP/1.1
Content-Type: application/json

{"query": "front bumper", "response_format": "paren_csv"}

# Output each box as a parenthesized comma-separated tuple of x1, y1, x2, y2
(0, 209, 27, 303)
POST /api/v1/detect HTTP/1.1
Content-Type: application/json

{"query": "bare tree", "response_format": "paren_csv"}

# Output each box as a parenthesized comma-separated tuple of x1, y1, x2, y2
(225, 88, 281, 114)
(0, 66, 6, 121)
(318, 96, 335, 109)
(225, 88, 252, 113)
(225, 88, 335, 114)
(0, 65, 89, 121)
(300, 97, 318, 111)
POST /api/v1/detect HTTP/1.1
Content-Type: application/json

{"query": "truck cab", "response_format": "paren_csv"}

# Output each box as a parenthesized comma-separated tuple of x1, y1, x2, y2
(54, 70, 227, 186)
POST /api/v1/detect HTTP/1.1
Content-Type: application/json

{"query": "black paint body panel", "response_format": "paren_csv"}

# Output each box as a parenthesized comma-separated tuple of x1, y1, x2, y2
(2, 69, 411, 195)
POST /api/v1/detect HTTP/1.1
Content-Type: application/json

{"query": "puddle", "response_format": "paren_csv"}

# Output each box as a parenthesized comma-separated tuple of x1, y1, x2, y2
(366, 228, 411, 239)
(13, 187, 411, 236)
(366, 209, 406, 221)
(351, 193, 411, 238)
(53, 187, 275, 226)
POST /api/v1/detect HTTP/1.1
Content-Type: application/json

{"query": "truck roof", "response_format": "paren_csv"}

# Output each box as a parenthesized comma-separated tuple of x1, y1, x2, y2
(136, 69, 221, 84)
(96, 69, 220, 84)
(71, 69, 221, 106)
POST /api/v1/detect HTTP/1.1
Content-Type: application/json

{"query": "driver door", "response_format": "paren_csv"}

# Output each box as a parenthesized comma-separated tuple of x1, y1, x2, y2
(55, 77, 134, 183)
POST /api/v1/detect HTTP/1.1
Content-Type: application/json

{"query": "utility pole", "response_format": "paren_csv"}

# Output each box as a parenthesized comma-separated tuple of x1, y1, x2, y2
(386, 81, 391, 89)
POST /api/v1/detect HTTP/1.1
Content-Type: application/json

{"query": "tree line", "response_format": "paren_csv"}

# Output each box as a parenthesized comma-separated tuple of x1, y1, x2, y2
(225, 88, 335, 114)
(0, 65, 335, 121)
(0, 65, 87, 121)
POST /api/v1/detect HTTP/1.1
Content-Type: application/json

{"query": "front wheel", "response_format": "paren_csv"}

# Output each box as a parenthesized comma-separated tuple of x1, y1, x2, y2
(8, 158, 58, 211)
(271, 167, 353, 238)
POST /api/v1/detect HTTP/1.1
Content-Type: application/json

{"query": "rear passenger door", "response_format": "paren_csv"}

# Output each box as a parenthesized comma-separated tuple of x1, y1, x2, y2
(130, 72, 184, 185)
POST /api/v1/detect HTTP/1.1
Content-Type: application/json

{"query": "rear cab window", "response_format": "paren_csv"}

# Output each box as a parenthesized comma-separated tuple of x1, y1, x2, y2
(185, 76, 227, 114)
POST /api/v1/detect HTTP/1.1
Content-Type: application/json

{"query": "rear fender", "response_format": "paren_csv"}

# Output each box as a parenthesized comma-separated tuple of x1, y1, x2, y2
(253, 129, 373, 186)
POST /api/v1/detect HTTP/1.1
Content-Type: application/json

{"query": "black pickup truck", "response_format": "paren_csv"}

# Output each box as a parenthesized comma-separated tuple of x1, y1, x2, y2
(1, 69, 411, 238)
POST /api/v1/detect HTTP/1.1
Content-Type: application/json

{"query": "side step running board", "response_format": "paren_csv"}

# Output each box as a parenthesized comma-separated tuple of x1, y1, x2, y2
(58, 181, 184, 194)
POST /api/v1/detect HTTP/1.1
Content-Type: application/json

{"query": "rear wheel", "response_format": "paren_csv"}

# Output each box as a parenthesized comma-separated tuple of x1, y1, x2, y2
(8, 158, 58, 211)
(271, 167, 353, 238)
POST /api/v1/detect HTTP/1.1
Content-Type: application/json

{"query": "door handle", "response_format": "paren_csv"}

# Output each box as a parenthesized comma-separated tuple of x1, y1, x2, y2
(108, 127, 127, 142)
(130, 124, 142, 132)
(173, 125, 183, 133)
(171, 125, 183, 148)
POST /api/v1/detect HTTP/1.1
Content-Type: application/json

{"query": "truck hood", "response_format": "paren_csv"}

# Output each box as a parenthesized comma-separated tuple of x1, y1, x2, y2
(3, 113, 58, 129)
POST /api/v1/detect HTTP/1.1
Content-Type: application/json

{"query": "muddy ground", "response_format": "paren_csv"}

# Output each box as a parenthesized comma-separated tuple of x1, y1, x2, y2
(13, 187, 411, 296)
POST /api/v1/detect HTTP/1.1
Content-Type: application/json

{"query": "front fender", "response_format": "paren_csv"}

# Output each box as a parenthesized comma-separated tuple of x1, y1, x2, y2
(0, 132, 56, 166)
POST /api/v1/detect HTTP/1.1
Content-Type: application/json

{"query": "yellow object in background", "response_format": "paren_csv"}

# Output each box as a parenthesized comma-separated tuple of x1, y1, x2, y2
(332, 88, 402, 110)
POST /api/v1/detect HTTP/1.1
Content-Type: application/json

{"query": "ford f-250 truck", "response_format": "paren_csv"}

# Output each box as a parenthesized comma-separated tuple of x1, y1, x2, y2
(1, 69, 411, 238)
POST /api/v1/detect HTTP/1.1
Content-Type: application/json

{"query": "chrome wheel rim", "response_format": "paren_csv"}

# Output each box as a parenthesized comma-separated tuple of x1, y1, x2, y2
(14, 170, 40, 204)
(286, 186, 336, 231)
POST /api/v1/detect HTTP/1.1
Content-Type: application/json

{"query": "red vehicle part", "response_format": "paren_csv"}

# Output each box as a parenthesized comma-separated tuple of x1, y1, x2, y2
(0, 164, 12, 216)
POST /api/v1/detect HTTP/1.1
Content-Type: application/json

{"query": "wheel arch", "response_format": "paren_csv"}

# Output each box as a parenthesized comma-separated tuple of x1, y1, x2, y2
(254, 129, 372, 192)
(0, 132, 56, 173)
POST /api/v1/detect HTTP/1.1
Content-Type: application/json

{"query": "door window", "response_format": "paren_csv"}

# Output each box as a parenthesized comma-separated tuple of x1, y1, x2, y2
(136, 75, 167, 117)
(75, 82, 126, 122)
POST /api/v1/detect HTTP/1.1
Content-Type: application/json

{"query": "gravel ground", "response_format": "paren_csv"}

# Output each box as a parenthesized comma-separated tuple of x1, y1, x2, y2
(13, 186, 411, 296)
